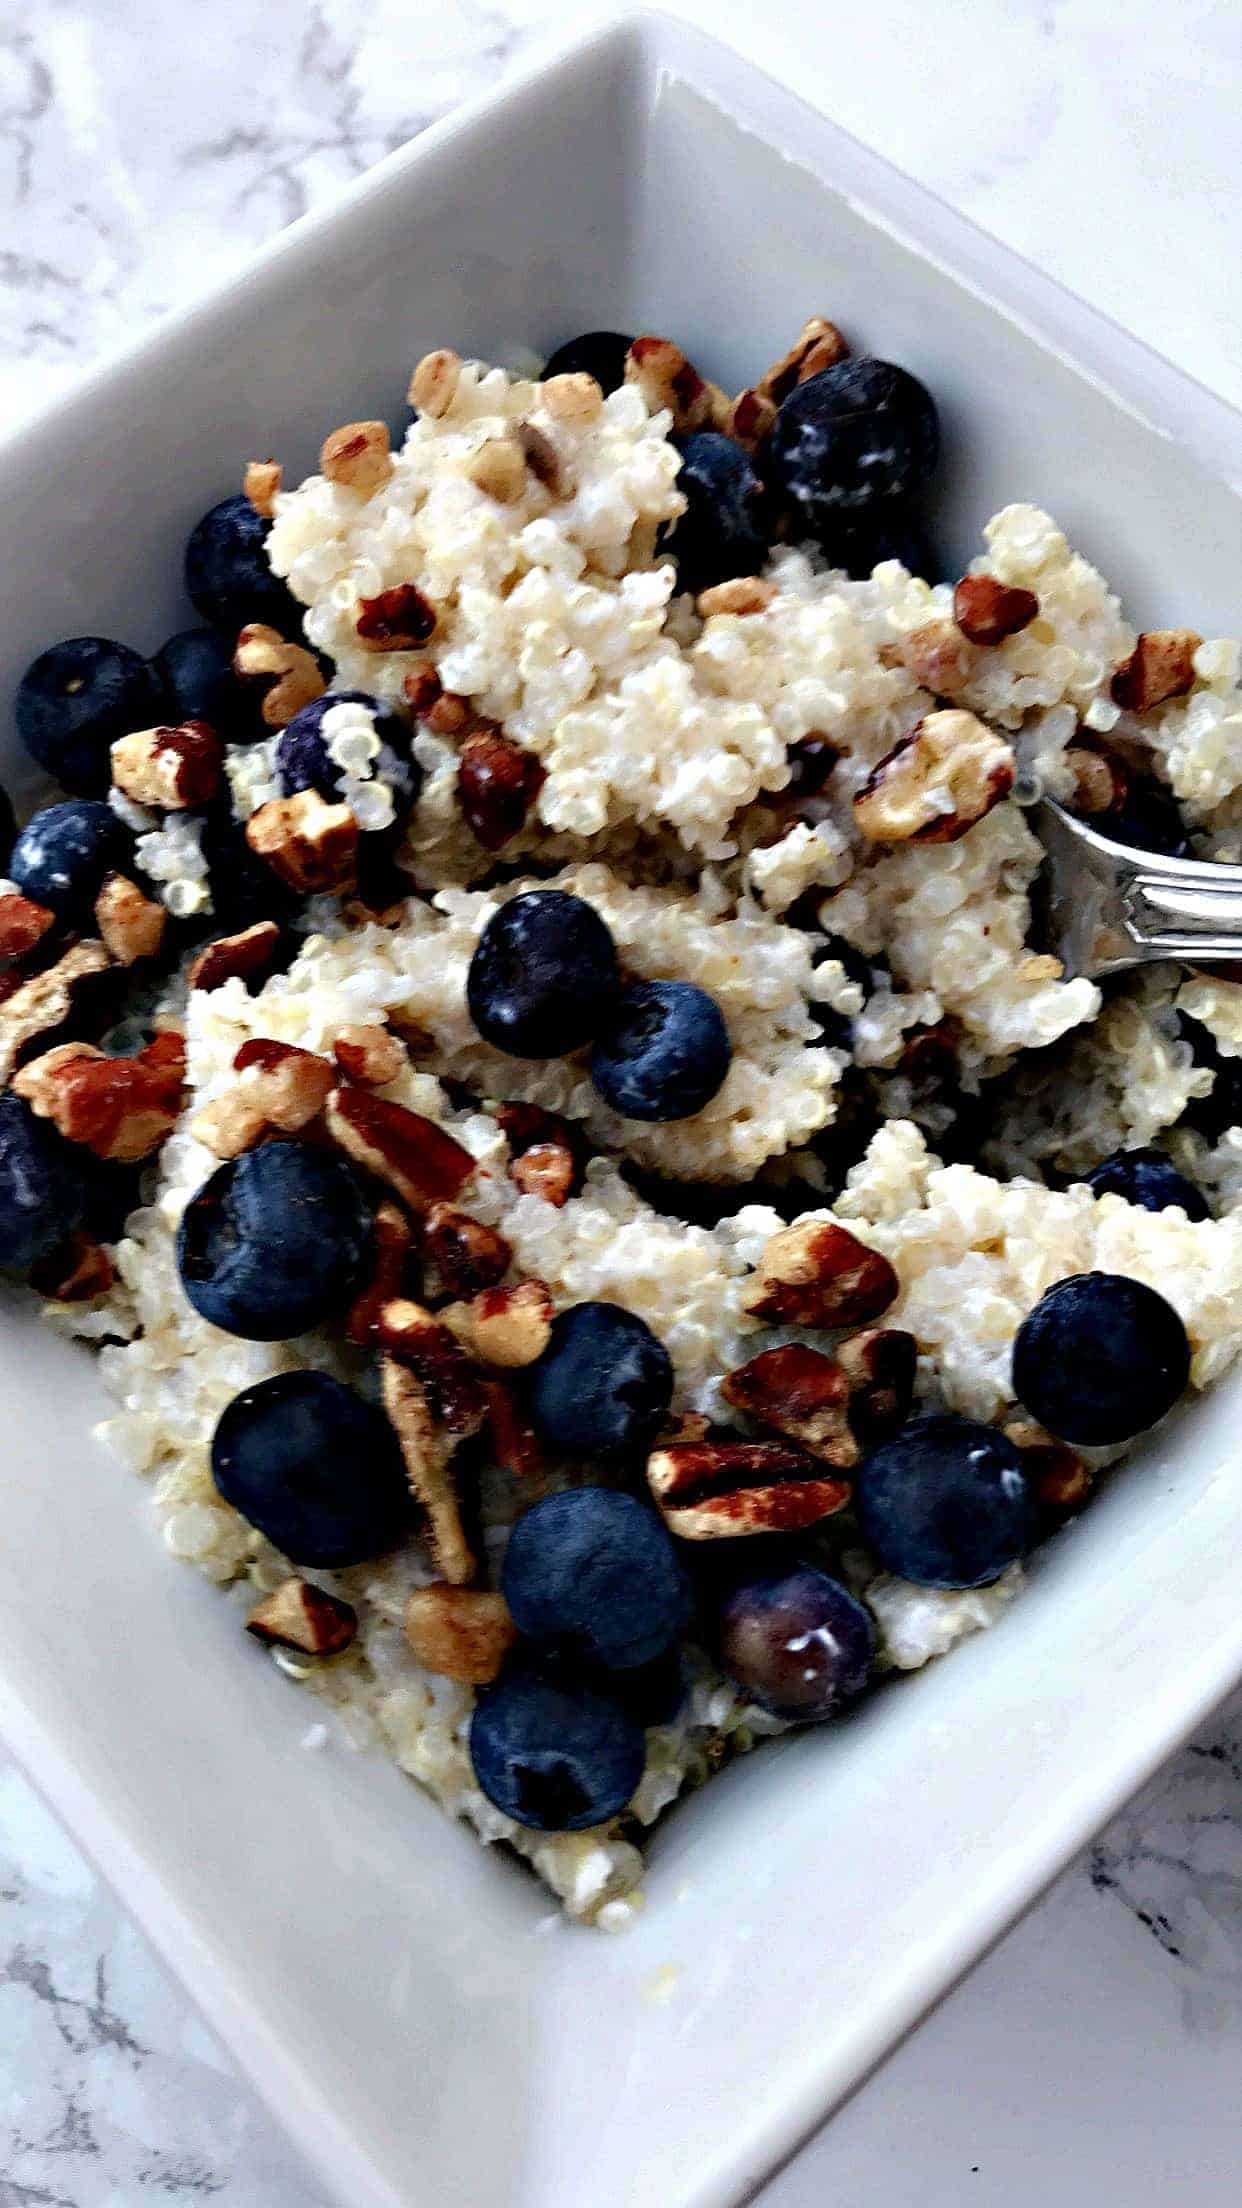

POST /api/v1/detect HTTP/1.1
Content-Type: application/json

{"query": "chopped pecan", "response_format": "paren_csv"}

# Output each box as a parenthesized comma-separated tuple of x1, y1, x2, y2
(836, 1326, 917, 1444)
(511, 1140, 575, 1206)
(741, 1218, 898, 1329)
(331, 1023, 405, 1088)
(320, 419, 393, 496)
(728, 387, 778, 452)
(29, 1228, 117, 1302)
(443, 1277, 553, 1369)
(953, 574, 1039, 646)
(192, 1040, 334, 1158)
(403, 1584, 516, 1683)
(424, 690, 474, 737)
(380, 1352, 477, 1585)
(233, 625, 326, 729)
(542, 372, 603, 424)
(853, 709, 1014, 845)
(897, 1016, 962, 1086)
(1111, 629, 1201, 713)
(0, 942, 113, 1084)
(111, 719, 222, 808)
(696, 576, 775, 618)
(94, 873, 166, 966)
(324, 1085, 475, 1212)
(402, 660, 443, 716)
(186, 920, 284, 993)
(646, 1438, 851, 1540)
(246, 789, 358, 894)
(0, 893, 55, 967)
(896, 618, 981, 695)
(355, 584, 438, 653)
(482, 1379, 543, 1478)
(465, 435, 527, 503)
(244, 459, 282, 518)
(755, 316, 849, 407)
(246, 1578, 357, 1655)
(14, 1032, 184, 1162)
(1067, 743, 1128, 816)
(377, 1297, 488, 1432)
(407, 348, 461, 417)
(721, 1344, 858, 1469)
(624, 337, 713, 432)
(421, 1204, 511, 1306)
(1003, 1417, 1091, 1516)
(658, 1409, 711, 1446)
(517, 420, 572, 499)
(497, 1101, 583, 1206)
(345, 1200, 413, 1347)
(456, 728, 546, 850)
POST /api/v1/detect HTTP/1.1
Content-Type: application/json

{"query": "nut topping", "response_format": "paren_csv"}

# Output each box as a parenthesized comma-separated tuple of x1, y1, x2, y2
(853, 709, 1015, 845)
(465, 435, 528, 503)
(401, 659, 443, 716)
(345, 1200, 413, 1347)
(835, 1326, 918, 1444)
(378, 1296, 488, 1429)
(541, 372, 603, 425)
(380, 1350, 479, 1585)
(246, 1578, 358, 1656)
(243, 459, 282, 518)
(0, 894, 55, 966)
(191, 1040, 334, 1159)
(407, 348, 461, 418)
(424, 689, 474, 737)
(517, 420, 572, 499)
(14, 1031, 185, 1162)
(442, 1278, 553, 1369)
(728, 387, 778, 452)
(721, 1343, 858, 1469)
(403, 1584, 516, 1683)
(510, 1140, 576, 1207)
(320, 419, 393, 496)
(232, 624, 326, 729)
(1004, 1418, 1092, 1516)
(482, 1379, 543, 1478)
(895, 618, 981, 696)
(624, 336, 713, 432)
(331, 1023, 405, 1088)
(740, 1218, 899, 1329)
(1111, 629, 1201, 712)
(355, 583, 438, 653)
(246, 789, 359, 894)
(324, 1085, 475, 1212)
(695, 576, 776, 618)
(94, 874, 166, 966)
(421, 1203, 511, 1306)
(29, 1228, 117, 1303)
(1066, 743, 1128, 816)
(186, 920, 284, 994)
(646, 1438, 851, 1540)
(110, 719, 222, 808)
(456, 728, 546, 850)
(0, 942, 113, 1084)
(754, 316, 849, 407)
(953, 574, 1040, 646)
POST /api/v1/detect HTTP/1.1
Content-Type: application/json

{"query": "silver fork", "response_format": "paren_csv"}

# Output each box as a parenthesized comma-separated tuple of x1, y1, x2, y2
(1038, 798, 1242, 980)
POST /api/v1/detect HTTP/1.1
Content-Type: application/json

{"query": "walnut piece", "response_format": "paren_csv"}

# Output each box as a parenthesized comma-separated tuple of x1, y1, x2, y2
(94, 874, 166, 966)
(404, 1585, 516, 1683)
(0, 942, 113, 1084)
(646, 1438, 851, 1541)
(14, 1031, 185, 1162)
(407, 348, 461, 418)
(542, 372, 603, 424)
(624, 336, 713, 432)
(421, 1203, 511, 1306)
(853, 709, 1015, 845)
(1111, 629, 1201, 713)
(696, 577, 776, 618)
(0, 893, 55, 966)
(244, 459, 282, 518)
(465, 435, 527, 503)
(246, 790, 358, 894)
(191, 1040, 334, 1159)
(233, 625, 326, 729)
(320, 420, 393, 496)
(355, 584, 438, 653)
(110, 720, 222, 808)
(29, 1227, 117, 1302)
(380, 1350, 479, 1586)
(456, 728, 545, 851)
(245, 1578, 357, 1656)
(331, 1023, 405, 1088)
(186, 920, 284, 993)
(953, 574, 1039, 646)
(741, 1218, 898, 1329)
(442, 1278, 553, 1369)
(721, 1343, 858, 1469)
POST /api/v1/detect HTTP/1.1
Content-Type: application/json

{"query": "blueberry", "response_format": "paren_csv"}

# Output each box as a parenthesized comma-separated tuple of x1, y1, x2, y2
(78, 1155, 145, 1245)
(662, 432, 769, 595)
(177, 1141, 373, 1340)
(502, 1488, 689, 1670)
(469, 1665, 646, 1831)
(810, 933, 877, 1050)
(527, 1302, 674, 1463)
(1085, 1146, 1208, 1220)
(0, 781, 14, 871)
(196, 803, 299, 932)
(0, 1092, 88, 1274)
(768, 359, 940, 542)
(858, 1414, 1036, 1588)
(276, 690, 418, 815)
(466, 889, 619, 1058)
(717, 1565, 874, 1721)
(153, 626, 262, 739)
(211, 1370, 411, 1567)
(1011, 1271, 1191, 1446)
(1106, 779, 1194, 859)
(543, 330, 633, 394)
(590, 980, 731, 1122)
(821, 509, 939, 583)
(9, 800, 131, 925)
(15, 637, 163, 797)
(1178, 1013, 1242, 1142)
(184, 495, 302, 637)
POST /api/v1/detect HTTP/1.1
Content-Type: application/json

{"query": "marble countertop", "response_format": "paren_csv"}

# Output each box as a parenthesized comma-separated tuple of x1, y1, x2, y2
(2, 2, 1242, 2202)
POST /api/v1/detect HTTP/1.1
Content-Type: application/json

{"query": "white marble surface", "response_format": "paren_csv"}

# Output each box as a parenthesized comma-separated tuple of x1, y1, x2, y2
(3, 1, 1242, 2202)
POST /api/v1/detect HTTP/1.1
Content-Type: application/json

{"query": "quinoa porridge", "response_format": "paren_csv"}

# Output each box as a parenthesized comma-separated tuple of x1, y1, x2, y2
(3, 319, 1242, 1925)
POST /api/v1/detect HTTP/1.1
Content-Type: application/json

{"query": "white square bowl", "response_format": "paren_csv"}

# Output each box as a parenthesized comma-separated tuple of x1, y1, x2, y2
(3, 13, 1242, 2207)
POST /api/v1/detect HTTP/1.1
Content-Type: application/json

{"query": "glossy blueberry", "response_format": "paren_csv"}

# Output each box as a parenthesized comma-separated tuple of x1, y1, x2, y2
(276, 690, 418, 818)
(177, 1141, 373, 1341)
(211, 1370, 411, 1567)
(768, 359, 940, 542)
(527, 1301, 674, 1464)
(15, 637, 163, 797)
(718, 1565, 874, 1721)
(502, 1488, 689, 1671)
(466, 889, 619, 1058)
(196, 803, 299, 932)
(1106, 779, 1194, 859)
(1084, 1146, 1208, 1220)
(468, 1665, 646, 1831)
(542, 329, 633, 393)
(663, 432, 769, 595)
(0, 781, 14, 871)
(9, 800, 131, 925)
(153, 626, 261, 739)
(184, 494, 302, 637)
(1011, 1271, 1191, 1447)
(0, 1092, 88, 1274)
(590, 980, 731, 1122)
(857, 1414, 1036, 1589)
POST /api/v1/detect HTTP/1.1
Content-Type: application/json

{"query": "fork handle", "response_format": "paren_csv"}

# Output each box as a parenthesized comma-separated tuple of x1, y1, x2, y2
(1125, 871, 1242, 961)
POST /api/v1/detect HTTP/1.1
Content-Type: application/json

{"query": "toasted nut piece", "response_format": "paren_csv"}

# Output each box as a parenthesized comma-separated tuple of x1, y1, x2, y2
(15, 1032, 185, 1162)
(443, 1278, 553, 1369)
(728, 387, 778, 451)
(246, 789, 358, 894)
(896, 618, 981, 696)
(741, 1218, 898, 1329)
(425, 689, 474, 736)
(836, 1326, 917, 1444)
(320, 419, 393, 496)
(659, 1409, 712, 1445)
(1004, 1419, 1092, 1516)
(1067, 743, 1128, 815)
(702, 380, 733, 432)
(401, 659, 443, 716)
(233, 624, 326, 729)
(111, 719, 223, 808)
(404, 1584, 516, 1683)
(192, 1040, 334, 1159)
(244, 459, 282, 518)
(510, 1140, 576, 1206)
(0, 893, 55, 966)
(465, 435, 527, 503)
(331, 1023, 405, 1088)
(624, 336, 712, 432)
(457, 728, 546, 851)
(355, 583, 438, 653)
(897, 1017, 962, 1086)
(647, 1438, 851, 1540)
(378, 1297, 489, 1430)
(30, 1227, 117, 1302)
(345, 1200, 413, 1347)
(1111, 630, 1201, 713)
(325, 1085, 475, 1212)
(421, 1203, 511, 1306)
(722, 1344, 858, 1469)
(0, 942, 113, 1084)
(246, 1578, 357, 1656)
(386, 1008, 436, 1055)
(755, 316, 849, 407)
(407, 347, 461, 417)
(186, 920, 284, 993)
(953, 574, 1039, 646)
(854, 709, 1015, 845)
(94, 873, 165, 966)
(482, 1379, 543, 1478)
(517, 420, 572, 499)
(496, 1100, 583, 1206)
(380, 1354, 477, 1585)
(696, 576, 776, 618)
(542, 371, 603, 424)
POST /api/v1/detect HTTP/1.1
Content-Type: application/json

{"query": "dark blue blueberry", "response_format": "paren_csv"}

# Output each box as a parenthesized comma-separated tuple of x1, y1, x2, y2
(196, 803, 299, 932)
(717, 1565, 874, 1720)
(184, 495, 302, 638)
(542, 330, 633, 394)
(1084, 1146, 1208, 1220)
(768, 359, 940, 543)
(176, 1141, 373, 1341)
(466, 889, 619, 1058)
(211, 1370, 411, 1567)
(527, 1302, 674, 1464)
(468, 1665, 646, 1831)
(502, 1488, 689, 1671)
(858, 1414, 1036, 1588)
(663, 432, 769, 595)
(1011, 1271, 1191, 1447)
(1106, 779, 1194, 859)
(153, 626, 263, 740)
(9, 800, 131, 925)
(1178, 1013, 1242, 1142)
(0, 1091, 88, 1274)
(15, 637, 163, 797)
(590, 979, 731, 1122)
(276, 690, 418, 820)
(820, 508, 939, 582)
(810, 933, 877, 1050)
(0, 781, 14, 871)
